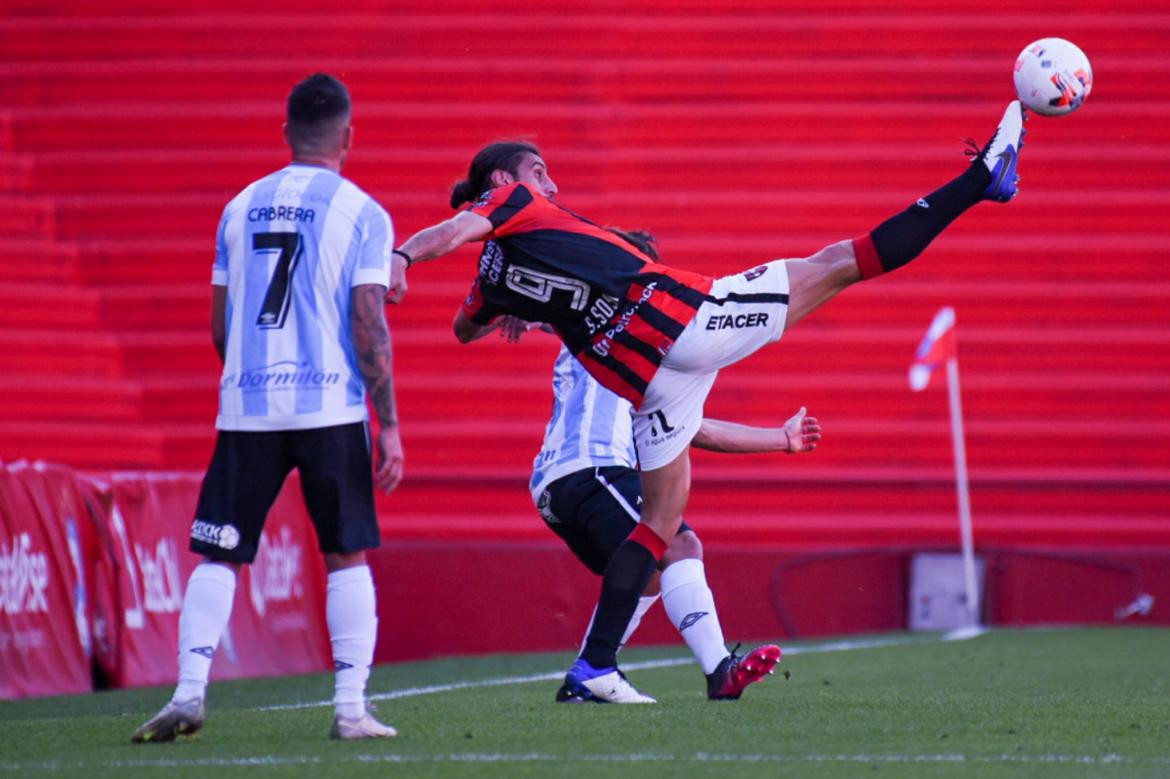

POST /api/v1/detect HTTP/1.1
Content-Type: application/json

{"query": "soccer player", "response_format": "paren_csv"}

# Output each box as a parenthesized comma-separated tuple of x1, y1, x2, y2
(466, 313, 819, 702)
(132, 73, 405, 742)
(390, 101, 1026, 701)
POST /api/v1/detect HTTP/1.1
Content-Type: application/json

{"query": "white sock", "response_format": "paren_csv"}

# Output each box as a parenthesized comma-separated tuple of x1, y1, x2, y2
(174, 562, 236, 702)
(327, 565, 377, 719)
(620, 594, 659, 652)
(577, 594, 660, 659)
(661, 559, 727, 674)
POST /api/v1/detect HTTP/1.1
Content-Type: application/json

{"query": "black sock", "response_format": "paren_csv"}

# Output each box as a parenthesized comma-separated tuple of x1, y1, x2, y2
(580, 538, 658, 669)
(859, 162, 991, 278)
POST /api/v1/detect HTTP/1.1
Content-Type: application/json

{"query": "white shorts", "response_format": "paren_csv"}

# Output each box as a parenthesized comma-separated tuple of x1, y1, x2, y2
(634, 260, 791, 471)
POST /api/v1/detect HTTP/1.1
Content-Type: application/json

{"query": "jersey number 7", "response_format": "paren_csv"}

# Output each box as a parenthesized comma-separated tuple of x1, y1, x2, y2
(254, 231, 303, 329)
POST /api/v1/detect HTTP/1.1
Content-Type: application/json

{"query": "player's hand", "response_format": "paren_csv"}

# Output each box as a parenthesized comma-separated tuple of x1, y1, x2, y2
(373, 425, 404, 494)
(783, 406, 821, 453)
(497, 316, 543, 343)
(385, 252, 409, 304)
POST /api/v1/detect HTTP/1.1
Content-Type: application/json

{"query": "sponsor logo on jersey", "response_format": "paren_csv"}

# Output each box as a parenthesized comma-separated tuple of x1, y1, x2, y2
(0, 533, 50, 615)
(191, 520, 242, 551)
(705, 312, 770, 331)
(593, 282, 656, 358)
(537, 490, 560, 524)
(223, 360, 341, 392)
(478, 241, 505, 284)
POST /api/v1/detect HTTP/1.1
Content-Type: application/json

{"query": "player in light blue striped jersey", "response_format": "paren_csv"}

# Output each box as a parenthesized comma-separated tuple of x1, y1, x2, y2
(213, 160, 394, 430)
(532, 344, 819, 702)
(133, 73, 405, 744)
(476, 313, 820, 703)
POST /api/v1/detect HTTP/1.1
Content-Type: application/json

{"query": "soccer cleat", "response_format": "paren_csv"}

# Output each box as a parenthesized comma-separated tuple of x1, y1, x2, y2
(977, 100, 1027, 202)
(583, 669, 657, 704)
(558, 658, 656, 704)
(131, 697, 205, 743)
(555, 678, 598, 703)
(706, 643, 783, 700)
(330, 705, 398, 740)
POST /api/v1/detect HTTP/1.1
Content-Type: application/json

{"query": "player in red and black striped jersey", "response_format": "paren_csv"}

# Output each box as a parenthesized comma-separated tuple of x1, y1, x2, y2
(393, 103, 1026, 701)
(460, 178, 713, 406)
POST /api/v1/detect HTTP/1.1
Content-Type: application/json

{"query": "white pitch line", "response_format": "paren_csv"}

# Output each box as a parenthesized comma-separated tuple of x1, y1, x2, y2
(260, 630, 975, 713)
(5, 750, 1168, 773)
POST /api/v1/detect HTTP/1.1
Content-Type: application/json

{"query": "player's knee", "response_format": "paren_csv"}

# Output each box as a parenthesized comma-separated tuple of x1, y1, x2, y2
(805, 239, 858, 279)
(662, 529, 703, 567)
(785, 239, 861, 329)
(324, 550, 368, 572)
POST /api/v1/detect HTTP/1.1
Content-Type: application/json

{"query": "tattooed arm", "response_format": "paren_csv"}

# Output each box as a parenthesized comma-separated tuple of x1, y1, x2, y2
(351, 283, 404, 494)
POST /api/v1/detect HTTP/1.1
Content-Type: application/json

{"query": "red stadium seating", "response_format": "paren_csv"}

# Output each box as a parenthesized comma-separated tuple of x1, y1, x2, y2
(0, 0, 1167, 555)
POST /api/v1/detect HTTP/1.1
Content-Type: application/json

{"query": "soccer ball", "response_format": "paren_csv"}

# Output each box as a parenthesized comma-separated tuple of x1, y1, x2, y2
(1013, 38, 1093, 116)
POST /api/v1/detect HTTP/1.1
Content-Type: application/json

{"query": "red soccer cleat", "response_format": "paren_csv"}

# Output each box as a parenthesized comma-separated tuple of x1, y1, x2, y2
(706, 643, 783, 700)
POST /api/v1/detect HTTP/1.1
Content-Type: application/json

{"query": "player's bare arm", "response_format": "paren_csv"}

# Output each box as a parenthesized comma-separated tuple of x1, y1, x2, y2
(351, 283, 403, 493)
(692, 407, 821, 454)
(452, 309, 502, 344)
(453, 313, 545, 345)
(386, 211, 493, 304)
(399, 210, 494, 266)
(496, 316, 551, 342)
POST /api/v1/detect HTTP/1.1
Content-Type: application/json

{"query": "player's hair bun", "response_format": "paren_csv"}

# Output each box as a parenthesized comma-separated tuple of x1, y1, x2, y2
(450, 179, 476, 209)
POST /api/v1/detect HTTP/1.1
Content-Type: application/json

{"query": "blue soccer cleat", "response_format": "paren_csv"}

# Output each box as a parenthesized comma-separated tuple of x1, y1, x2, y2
(555, 658, 656, 704)
(977, 100, 1027, 202)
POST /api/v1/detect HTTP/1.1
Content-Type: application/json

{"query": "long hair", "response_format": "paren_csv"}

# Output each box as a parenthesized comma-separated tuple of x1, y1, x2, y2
(450, 141, 541, 208)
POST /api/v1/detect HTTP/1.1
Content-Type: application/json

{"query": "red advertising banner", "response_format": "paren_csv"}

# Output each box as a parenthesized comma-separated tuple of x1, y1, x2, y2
(0, 463, 92, 699)
(103, 472, 330, 689)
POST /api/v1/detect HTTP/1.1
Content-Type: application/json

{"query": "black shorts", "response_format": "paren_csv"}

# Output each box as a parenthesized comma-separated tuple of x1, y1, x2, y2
(536, 465, 692, 575)
(190, 422, 380, 564)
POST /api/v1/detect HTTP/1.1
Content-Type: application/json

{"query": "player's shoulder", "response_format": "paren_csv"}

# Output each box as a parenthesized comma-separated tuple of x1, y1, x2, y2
(222, 167, 285, 212)
(335, 176, 393, 221)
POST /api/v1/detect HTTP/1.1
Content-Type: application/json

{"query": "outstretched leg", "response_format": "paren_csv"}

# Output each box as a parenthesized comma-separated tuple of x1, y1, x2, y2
(785, 101, 1026, 330)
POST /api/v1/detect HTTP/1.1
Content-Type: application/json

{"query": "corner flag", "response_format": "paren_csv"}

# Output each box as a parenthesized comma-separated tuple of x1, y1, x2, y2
(909, 306, 957, 391)
(909, 306, 981, 631)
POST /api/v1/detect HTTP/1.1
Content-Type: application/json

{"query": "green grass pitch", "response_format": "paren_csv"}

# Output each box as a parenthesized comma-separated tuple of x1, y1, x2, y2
(2, 627, 1168, 778)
